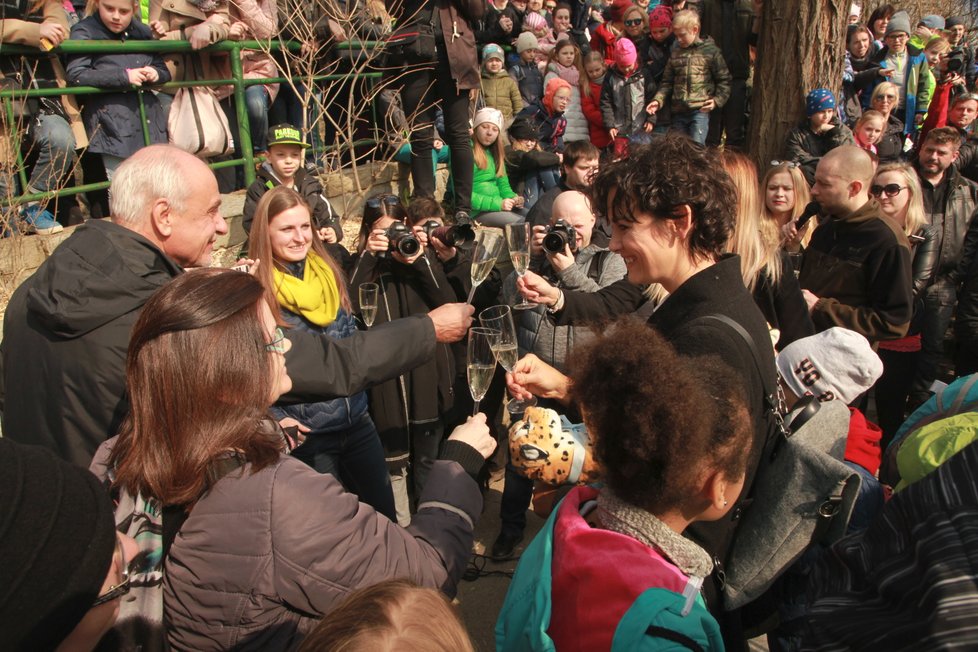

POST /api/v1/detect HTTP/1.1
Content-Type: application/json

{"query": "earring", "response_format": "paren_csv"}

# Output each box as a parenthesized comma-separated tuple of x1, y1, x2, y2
(722, 499, 728, 507)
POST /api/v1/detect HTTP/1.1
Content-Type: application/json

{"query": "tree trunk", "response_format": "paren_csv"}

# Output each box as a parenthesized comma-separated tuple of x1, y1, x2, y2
(749, 1, 849, 167)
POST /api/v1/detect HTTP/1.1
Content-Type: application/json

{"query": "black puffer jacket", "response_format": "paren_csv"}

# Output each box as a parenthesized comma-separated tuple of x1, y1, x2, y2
(66, 15, 170, 158)
(0, 221, 439, 466)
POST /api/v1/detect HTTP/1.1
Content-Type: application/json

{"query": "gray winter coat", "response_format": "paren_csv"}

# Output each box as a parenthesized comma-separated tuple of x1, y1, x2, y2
(503, 243, 626, 371)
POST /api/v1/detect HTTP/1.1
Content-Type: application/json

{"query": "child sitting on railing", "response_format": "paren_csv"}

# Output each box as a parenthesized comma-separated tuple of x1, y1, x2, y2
(66, 0, 170, 179)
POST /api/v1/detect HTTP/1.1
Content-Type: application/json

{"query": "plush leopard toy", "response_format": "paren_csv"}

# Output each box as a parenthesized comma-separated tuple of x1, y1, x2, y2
(508, 406, 599, 486)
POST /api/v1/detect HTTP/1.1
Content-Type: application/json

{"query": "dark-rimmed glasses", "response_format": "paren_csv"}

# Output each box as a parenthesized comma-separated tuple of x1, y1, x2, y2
(265, 327, 287, 353)
(92, 535, 131, 608)
(869, 183, 906, 198)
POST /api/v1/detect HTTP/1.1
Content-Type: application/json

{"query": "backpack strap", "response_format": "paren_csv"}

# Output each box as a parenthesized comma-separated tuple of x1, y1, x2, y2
(586, 250, 609, 284)
(644, 627, 706, 652)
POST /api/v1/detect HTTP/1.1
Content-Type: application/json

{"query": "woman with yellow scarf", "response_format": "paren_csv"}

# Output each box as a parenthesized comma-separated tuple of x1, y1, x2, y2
(249, 186, 395, 521)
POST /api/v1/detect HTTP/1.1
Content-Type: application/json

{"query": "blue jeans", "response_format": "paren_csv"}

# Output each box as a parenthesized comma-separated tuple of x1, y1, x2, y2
(290, 413, 396, 521)
(245, 86, 270, 152)
(0, 113, 76, 197)
(670, 109, 710, 145)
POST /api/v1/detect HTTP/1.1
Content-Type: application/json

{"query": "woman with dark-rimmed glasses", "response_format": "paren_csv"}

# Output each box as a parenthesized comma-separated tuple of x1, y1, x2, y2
(91, 268, 494, 649)
(869, 162, 940, 449)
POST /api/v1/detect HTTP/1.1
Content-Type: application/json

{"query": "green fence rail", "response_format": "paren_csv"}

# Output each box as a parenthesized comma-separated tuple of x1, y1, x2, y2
(0, 39, 383, 207)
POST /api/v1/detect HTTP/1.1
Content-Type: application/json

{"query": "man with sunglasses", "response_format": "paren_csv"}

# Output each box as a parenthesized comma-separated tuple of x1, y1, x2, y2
(798, 145, 913, 344)
(910, 127, 978, 407)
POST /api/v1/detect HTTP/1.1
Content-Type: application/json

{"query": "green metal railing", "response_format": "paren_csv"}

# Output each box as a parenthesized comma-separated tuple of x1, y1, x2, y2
(0, 39, 382, 206)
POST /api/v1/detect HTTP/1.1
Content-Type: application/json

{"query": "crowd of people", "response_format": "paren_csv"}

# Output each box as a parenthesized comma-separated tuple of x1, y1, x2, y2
(3, 0, 978, 651)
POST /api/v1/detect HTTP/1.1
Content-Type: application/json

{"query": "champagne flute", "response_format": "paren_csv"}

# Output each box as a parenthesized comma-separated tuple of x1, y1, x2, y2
(359, 283, 379, 328)
(467, 327, 497, 415)
(505, 223, 535, 310)
(480, 305, 537, 415)
(466, 229, 504, 304)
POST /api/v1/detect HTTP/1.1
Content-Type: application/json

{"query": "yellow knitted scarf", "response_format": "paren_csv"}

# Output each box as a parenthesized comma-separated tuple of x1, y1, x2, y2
(273, 252, 340, 327)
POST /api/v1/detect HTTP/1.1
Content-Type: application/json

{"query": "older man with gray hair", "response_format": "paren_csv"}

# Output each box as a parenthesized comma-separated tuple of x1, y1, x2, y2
(1, 145, 473, 466)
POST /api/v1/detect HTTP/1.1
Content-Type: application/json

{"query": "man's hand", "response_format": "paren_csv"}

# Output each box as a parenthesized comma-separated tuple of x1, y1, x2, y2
(506, 353, 571, 404)
(802, 289, 819, 312)
(428, 303, 475, 342)
(499, 15, 514, 33)
(608, 127, 619, 139)
(430, 236, 457, 262)
(517, 270, 561, 306)
(643, 121, 654, 133)
(548, 243, 574, 272)
(447, 413, 497, 459)
(700, 98, 716, 113)
(530, 225, 546, 256)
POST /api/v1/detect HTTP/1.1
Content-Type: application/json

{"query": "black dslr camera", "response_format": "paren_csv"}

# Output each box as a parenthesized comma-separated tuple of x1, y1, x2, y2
(385, 222, 421, 256)
(542, 220, 577, 255)
(946, 50, 967, 74)
(421, 219, 476, 248)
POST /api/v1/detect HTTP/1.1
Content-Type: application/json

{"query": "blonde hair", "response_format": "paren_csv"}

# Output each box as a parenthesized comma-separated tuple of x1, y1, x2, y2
(722, 151, 782, 291)
(761, 162, 813, 248)
(925, 35, 951, 54)
(473, 128, 506, 177)
(856, 109, 886, 129)
(297, 580, 475, 652)
(581, 50, 606, 98)
(672, 9, 700, 31)
(871, 81, 900, 107)
(874, 162, 925, 236)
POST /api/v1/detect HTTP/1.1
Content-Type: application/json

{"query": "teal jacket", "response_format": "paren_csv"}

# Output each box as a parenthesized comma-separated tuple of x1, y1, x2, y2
(871, 44, 931, 135)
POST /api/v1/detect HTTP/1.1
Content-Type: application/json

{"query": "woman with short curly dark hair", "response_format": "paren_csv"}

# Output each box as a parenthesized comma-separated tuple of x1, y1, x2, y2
(497, 320, 752, 650)
(507, 135, 779, 628)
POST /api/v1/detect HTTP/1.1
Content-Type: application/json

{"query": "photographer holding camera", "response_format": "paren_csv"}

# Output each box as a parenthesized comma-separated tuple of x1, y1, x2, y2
(351, 195, 461, 526)
(490, 189, 625, 560)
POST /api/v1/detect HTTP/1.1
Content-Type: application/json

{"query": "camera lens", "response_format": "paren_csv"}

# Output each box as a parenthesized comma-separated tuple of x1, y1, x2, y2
(542, 231, 567, 254)
(394, 233, 420, 256)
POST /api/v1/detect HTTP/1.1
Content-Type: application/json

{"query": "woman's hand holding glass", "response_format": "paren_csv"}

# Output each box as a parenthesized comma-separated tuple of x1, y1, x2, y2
(517, 270, 561, 307)
(506, 353, 571, 405)
(481, 305, 536, 414)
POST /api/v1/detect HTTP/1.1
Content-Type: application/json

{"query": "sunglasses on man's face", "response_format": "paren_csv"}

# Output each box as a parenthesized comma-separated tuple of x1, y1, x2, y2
(624, 18, 644, 26)
(869, 183, 906, 198)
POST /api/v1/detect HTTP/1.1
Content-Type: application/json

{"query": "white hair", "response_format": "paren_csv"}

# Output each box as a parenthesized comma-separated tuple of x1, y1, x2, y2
(109, 146, 194, 226)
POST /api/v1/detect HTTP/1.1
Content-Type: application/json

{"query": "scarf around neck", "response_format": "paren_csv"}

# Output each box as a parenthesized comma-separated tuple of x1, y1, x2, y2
(549, 61, 580, 86)
(272, 252, 340, 327)
(596, 489, 714, 578)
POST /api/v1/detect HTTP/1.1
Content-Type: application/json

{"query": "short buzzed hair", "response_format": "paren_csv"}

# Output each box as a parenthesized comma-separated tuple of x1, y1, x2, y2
(822, 145, 875, 185)
(924, 126, 964, 150)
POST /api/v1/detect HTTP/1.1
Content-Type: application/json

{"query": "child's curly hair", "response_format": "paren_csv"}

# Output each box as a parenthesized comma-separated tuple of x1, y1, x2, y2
(569, 318, 752, 514)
